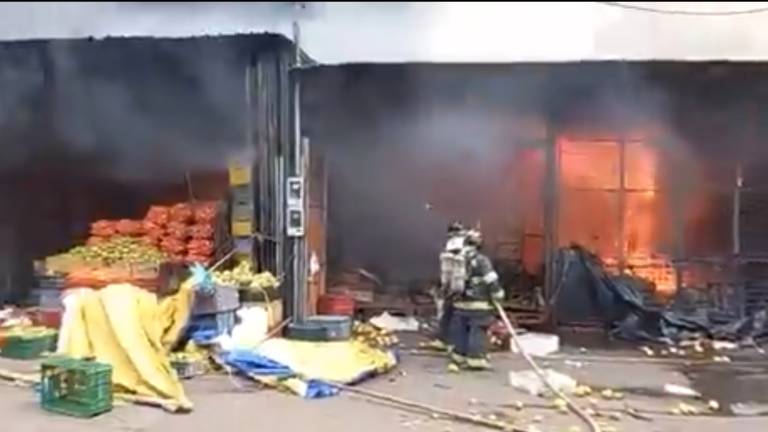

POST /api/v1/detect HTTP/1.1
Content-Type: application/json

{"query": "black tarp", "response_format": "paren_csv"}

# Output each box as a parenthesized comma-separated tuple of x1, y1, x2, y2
(553, 246, 768, 344)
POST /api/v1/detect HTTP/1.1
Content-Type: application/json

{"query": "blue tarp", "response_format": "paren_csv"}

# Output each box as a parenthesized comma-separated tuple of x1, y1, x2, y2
(219, 350, 340, 399)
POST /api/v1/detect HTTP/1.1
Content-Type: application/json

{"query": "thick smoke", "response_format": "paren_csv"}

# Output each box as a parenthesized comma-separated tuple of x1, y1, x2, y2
(46, 39, 246, 182)
(307, 59, 754, 283)
(0, 35, 256, 182)
(307, 66, 549, 283)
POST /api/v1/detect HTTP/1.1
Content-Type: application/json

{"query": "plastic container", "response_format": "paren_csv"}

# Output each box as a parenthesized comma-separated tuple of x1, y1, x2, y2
(306, 315, 352, 341)
(171, 358, 208, 380)
(286, 316, 352, 342)
(1, 331, 58, 359)
(192, 284, 239, 315)
(29, 308, 63, 329)
(186, 310, 237, 344)
(317, 294, 355, 316)
(36, 276, 67, 291)
(40, 357, 112, 418)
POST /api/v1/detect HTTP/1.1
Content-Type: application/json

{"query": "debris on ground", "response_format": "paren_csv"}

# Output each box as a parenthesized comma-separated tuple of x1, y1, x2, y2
(368, 312, 420, 332)
(508, 369, 577, 396)
(553, 397, 569, 413)
(663, 383, 701, 398)
(573, 385, 593, 397)
(353, 321, 400, 348)
(731, 402, 768, 416)
(600, 389, 620, 400)
(670, 402, 701, 416)
(554, 246, 768, 344)
(511, 332, 560, 357)
(564, 360, 584, 368)
(707, 400, 720, 411)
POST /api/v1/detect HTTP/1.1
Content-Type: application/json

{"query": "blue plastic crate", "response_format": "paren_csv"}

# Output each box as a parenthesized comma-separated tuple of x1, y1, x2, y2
(186, 311, 236, 344)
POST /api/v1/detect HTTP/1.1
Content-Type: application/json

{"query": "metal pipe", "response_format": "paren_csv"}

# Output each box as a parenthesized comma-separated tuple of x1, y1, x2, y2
(617, 138, 627, 274)
(734, 164, 742, 255)
(293, 19, 302, 172)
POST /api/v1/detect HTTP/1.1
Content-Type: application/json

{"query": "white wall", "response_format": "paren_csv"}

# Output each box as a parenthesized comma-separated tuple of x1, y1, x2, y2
(2, 2, 768, 63)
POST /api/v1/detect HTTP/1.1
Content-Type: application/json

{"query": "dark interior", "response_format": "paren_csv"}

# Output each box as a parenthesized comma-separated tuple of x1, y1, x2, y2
(0, 34, 292, 302)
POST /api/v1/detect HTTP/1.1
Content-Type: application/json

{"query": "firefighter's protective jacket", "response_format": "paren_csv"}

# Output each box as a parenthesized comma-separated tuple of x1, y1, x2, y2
(455, 251, 503, 310)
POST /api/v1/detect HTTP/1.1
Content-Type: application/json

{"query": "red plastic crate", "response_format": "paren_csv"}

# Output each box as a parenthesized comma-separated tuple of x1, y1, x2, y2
(28, 308, 63, 329)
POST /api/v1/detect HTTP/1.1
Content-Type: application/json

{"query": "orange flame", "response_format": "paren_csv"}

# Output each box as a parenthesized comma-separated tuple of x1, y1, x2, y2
(557, 137, 676, 300)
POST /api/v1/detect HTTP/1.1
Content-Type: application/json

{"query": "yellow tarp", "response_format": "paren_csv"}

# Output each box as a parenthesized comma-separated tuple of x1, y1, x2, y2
(58, 282, 195, 410)
(256, 338, 397, 383)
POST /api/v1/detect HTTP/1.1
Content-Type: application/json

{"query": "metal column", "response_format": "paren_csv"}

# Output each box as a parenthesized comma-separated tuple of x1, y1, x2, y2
(543, 121, 559, 307)
(617, 138, 627, 274)
(733, 163, 743, 256)
(287, 13, 308, 323)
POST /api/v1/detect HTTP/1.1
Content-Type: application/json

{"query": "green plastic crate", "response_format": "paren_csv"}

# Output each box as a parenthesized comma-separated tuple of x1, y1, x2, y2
(40, 357, 113, 418)
(0, 332, 57, 360)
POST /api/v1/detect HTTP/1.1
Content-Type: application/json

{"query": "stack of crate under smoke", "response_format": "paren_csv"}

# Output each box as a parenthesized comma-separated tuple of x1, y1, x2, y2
(228, 159, 257, 263)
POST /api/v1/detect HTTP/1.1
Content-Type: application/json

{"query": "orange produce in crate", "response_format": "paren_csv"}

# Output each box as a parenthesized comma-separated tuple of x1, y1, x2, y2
(194, 202, 218, 223)
(145, 206, 170, 226)
(188, 239, 214, 257)
(190, 224, 214, 240)
(90, 220, 116, 237)
(116, 219, 145, 236)
(161, 238, 186, 255)
(169, 203, 193, 224)
(167, 222, 189, 239)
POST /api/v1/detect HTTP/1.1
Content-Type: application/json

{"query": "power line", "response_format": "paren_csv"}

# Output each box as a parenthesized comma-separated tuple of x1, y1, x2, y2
(597, 2, 768, 16)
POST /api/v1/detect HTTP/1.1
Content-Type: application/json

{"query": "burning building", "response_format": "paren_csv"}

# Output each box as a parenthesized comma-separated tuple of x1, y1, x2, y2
(302, 61, 768, 325)
(0, 23, 767, 329)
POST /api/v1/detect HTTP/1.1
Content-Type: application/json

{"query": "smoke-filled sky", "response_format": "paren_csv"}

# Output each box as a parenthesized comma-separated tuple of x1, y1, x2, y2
(2, 2, 768, 62)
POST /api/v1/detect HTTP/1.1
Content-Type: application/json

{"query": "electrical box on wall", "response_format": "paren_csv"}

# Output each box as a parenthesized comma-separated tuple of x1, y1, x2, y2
(287, 208, 305, 237)
(286, 176, 305, 237)
(287, 177, 304, 207)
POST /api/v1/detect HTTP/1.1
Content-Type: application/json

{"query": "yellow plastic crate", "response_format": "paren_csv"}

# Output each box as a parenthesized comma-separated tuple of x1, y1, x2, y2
(228, 165, 251, 186)
(231, 220, 253, 237)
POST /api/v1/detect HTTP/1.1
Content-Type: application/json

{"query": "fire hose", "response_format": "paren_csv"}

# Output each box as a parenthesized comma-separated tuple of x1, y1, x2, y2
(493, 301, 602, 432)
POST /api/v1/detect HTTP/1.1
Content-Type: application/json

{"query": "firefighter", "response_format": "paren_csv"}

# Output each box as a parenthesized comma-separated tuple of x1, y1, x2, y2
(426, 221, 466, 351)
(450, 229, 504, 370)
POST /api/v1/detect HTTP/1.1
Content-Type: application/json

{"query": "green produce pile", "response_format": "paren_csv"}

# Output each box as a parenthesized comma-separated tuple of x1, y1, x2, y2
(212, 260, 279, 292)
(64, 237, 166, 266)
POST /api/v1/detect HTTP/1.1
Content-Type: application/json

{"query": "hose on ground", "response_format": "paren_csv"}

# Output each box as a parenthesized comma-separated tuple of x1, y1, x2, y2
(493, 301, 601, 432)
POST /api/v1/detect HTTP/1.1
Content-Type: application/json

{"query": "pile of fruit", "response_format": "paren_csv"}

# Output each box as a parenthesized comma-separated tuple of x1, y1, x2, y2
(145, 202, 219, 264)
(86, 201, 220, 265)
(352, 322, 399, 349)
(65, 237, 166, 266)
(211, 260, 279, 292)
(46, 237, 167, 289)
